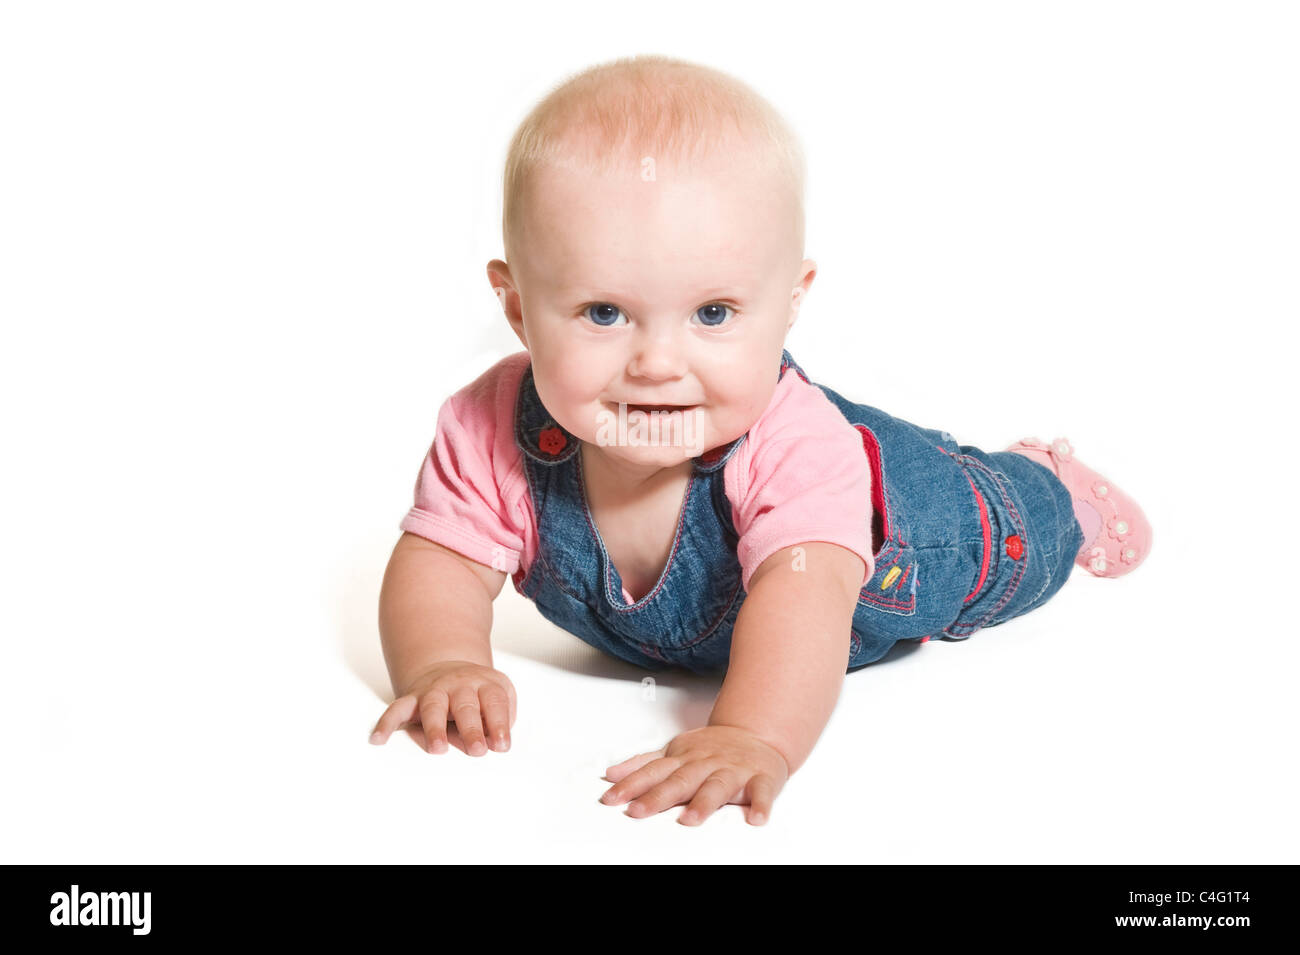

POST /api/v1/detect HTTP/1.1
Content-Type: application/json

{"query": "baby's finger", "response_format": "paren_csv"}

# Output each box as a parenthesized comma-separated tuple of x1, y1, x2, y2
(417, 689, 450, 754)
(678, 771, 741, 826)
(478, 684, 511, 752)
(626, 763, 713, 819)
(370, 696, 418, 744)
(600, 755, 678, 808)
(449, 686, 488, 756)
(603, 748, 664, 782)
(440, 723, 471, 755)
(744, 775, 778, 826)
(504, 678, 518, 729)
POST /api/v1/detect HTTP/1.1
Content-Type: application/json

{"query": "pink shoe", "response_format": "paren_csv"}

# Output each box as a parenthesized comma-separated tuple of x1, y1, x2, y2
(1004, 436, 1153, 578)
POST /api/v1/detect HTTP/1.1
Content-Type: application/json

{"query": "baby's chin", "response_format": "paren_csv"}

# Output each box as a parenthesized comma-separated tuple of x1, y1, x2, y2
(585, 436, 708, 467)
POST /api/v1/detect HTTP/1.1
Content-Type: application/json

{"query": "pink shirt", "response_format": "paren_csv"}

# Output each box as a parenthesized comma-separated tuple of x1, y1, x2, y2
(400, 352, 876, 598)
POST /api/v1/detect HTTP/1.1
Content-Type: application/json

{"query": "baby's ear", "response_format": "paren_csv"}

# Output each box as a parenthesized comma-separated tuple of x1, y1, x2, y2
(485, 259, 511, 297)
(486, 260, 528, 347)
(788, 258, 817, 329)
(787, 285, 809, 331)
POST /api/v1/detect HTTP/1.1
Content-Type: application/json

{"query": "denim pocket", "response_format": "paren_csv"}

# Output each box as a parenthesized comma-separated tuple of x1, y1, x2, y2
(944, 457, 1029, 638)
(858, 535, 919, 617)
(850, 422, 919, 618)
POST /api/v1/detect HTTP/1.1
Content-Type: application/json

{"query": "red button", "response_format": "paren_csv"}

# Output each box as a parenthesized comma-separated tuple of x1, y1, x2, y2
(538, 426, 567, 455)
(1005, 535, 1024, 560)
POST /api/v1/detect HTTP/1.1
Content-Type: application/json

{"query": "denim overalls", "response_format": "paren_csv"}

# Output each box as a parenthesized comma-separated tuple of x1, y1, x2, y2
(513, 350, 1085, 674)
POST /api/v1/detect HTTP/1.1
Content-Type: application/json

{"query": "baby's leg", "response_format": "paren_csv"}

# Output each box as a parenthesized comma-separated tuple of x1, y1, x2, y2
(1007, 446, 1103, 550)
(1005, 437, 1152, 577)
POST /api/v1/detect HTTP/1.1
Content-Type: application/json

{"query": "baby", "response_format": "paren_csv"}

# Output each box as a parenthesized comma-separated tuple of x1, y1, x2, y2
(370, 54, 1153, 826)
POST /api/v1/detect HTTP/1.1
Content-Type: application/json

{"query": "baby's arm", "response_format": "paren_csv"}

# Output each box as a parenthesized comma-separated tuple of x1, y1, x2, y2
(710, 541, 864, 773)
(601, 541, 863, 824)
(371, 531, 516, 755)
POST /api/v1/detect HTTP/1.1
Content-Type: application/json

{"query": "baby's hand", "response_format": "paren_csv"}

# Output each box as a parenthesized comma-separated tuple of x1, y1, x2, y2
(600, 725, 790, 826)
(369, 661, 516, 756)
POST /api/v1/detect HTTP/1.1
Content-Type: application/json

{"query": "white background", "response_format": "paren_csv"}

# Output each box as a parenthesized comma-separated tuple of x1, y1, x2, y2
(3, 0, 1296, 863)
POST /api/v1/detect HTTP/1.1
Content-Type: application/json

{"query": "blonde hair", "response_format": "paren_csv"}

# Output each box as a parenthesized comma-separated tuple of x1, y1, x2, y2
(501, 54, 806, 261)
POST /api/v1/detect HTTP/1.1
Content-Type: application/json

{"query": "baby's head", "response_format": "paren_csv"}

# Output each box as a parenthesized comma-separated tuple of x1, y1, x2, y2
(487, 54, 814, 473)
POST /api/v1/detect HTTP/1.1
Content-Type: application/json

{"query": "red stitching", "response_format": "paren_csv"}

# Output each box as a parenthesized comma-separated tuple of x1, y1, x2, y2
(932, 447, 1031, 636)
(946, 455, 1029, 633)
(858, 592, 916, 612)
(961, 468, 991, 603)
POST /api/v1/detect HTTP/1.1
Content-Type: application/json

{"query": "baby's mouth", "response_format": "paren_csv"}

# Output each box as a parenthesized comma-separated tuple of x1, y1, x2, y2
(621, 403, 697, 415)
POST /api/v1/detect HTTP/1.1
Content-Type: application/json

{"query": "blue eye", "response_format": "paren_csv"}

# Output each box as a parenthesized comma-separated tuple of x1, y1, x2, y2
(695, 303, 733, 327)
(585, 304, 625, 326)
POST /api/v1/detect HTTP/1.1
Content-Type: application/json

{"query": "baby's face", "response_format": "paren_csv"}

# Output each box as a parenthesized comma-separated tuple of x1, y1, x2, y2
(492, 146, 813, 476)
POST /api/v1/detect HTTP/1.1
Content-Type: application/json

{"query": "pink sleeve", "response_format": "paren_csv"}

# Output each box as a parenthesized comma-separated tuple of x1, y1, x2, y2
(398, 352, 537, 580)
(724, 373, 875, 592)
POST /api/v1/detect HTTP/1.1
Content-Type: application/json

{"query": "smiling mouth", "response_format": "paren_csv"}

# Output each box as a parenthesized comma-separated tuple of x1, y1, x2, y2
(621, 403, 697, 414)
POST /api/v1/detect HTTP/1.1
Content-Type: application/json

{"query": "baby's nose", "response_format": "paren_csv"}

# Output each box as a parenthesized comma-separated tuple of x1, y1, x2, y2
(629, 334, 687, 379)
